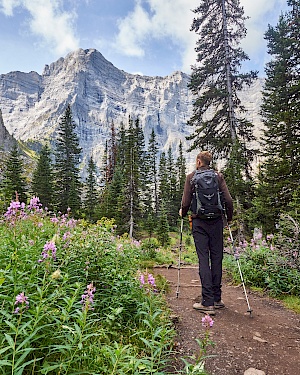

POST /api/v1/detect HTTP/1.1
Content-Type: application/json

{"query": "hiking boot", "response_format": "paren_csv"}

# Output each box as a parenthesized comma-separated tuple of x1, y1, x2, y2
(214, 300, 225, 309)
(193, 302, 215, 315)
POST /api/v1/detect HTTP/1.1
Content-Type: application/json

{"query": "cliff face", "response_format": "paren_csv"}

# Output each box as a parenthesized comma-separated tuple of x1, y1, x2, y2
(0, 108, 15, 152)
(0, 48, 263, 171)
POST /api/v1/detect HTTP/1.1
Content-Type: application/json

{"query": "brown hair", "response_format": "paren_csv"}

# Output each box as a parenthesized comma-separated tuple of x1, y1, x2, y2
(196, 151, 212, 167)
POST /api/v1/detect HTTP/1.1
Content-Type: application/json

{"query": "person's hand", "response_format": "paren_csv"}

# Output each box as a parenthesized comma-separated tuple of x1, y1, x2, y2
(179, 209, 182, 217)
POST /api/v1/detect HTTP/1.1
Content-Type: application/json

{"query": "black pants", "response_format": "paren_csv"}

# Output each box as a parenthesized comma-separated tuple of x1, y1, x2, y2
(192, 217, 224, 306)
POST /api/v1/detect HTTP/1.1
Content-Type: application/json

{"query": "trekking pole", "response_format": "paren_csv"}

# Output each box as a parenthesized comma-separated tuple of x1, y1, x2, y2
(176, 216, 184, 298)
(225, 218, 253, 317)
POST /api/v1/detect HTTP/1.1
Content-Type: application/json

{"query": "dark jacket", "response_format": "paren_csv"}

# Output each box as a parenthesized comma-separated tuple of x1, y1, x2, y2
(181, 167, 233, 222)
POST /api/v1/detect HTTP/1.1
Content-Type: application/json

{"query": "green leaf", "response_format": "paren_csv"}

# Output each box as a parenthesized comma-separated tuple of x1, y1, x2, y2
(4, 333, 15, 349)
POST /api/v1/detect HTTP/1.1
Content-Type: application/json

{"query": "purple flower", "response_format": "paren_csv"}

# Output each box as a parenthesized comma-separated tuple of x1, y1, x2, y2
(201, 314, 214, 328)
(139, 274, 145, 286)
(81, 283, 96, 310)
(4, 200, 26, 223)
(62, 231, 71, 241)
(28, 196, 42, 211)
(38, 241, 57, 263)
(147, 273, 156, 286)
(15, 292, 29, 306)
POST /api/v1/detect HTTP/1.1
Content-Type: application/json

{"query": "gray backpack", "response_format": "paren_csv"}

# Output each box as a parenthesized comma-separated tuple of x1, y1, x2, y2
(191, 169, 224, 219)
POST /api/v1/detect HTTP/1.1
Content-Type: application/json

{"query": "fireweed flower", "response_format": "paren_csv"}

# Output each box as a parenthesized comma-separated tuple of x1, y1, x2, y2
(81, 283, 96, 310)
(38, 241, 57, 263)
(14, 292, 29, 313)
(201, 314, 214, 328)
(148, 273, 156, 286)
(4, 200, 26, 223)
(139, 273, 145, 286)
(139, 272, 157, 292)
(28, 196, 42, 212)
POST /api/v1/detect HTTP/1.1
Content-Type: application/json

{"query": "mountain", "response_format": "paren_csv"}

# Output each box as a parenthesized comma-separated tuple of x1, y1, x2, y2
(0, 48, 264, 173)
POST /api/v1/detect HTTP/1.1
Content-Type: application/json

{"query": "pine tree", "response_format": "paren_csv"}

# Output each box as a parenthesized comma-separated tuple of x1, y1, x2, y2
(187, 0, 257, 182)
(147, 128, 159, 215)
(124, 117, 144, 237)
(83, 155, 99, 222)
(156, 201, 171, 247)
(31, 144, 54, 210)
(158, 152, 168, 210)
(253, 1, 300, 231)
(54, 104, 82, 215)
(166, 146, 178, 228)
(2, 143, 27, 204)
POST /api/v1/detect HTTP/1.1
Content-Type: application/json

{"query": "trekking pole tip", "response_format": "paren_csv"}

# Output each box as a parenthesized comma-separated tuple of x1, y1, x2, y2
(248, 309, 253, 318)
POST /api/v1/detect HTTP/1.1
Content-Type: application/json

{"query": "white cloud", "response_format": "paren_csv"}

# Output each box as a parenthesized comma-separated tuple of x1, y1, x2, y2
(0, 0, 21, 16)
(114, 0, 289, 74)
(0, 0, 79, 55)
(114, 0, 198, 71)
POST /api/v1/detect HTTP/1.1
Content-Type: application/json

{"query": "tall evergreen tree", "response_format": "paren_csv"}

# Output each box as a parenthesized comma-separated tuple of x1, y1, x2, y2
(252, 1, 300, 232)
(144, 129, 159, 214)
(2, 143, 27, 205)
(166, 146, 178, 227)
(31, 144, 54, 210)
(158, 152, 168, 210)
(83, 155, 99, 222)
(124, 117, 144, 237)
(54, 104, 82, 215)
(187, 0, 257, 192)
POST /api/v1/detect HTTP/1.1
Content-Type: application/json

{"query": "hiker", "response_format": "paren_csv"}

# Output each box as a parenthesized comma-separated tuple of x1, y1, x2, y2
(179, 151, 233, 315)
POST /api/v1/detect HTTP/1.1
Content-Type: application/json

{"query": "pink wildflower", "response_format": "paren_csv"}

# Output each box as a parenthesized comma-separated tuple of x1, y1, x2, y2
(81, 283, 96, 310)
(14, 292, 29, 313)
(201, 314, 214, 328)
(38, 241, 57, 263)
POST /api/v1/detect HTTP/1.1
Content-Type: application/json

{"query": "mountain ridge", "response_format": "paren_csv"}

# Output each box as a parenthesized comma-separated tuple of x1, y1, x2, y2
(0, 48, 263, 173)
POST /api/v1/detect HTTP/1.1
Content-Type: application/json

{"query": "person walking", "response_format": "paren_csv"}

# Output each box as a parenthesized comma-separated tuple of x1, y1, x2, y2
(180, 151, 233, 315)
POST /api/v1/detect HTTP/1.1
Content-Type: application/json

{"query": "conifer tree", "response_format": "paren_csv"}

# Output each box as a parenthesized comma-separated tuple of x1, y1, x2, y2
(31, 144, 54, 210)
(252, 1, 300, 231)
(187, 0, 257, 188)
(83, 155, 99, 222)
(54, 104, 82, 215)
(142, 129, 159, 234)
(158, 152, 168, 210)
(156, 201, 171, 247)
(147, 128, 159, 215)
(2, 143, 27, 205)
(125, 117, 144, 237)
(167, 146, 178, 227)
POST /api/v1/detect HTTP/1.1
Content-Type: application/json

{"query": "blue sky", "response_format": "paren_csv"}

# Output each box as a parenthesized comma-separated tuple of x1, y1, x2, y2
(0, 0, 289, 77)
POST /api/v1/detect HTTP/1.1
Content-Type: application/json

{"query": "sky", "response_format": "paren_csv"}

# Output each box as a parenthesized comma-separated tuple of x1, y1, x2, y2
(0, 0, 290, 78)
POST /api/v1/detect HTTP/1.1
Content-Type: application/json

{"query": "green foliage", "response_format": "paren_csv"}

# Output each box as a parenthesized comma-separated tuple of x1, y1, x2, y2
(31, 143, 55, 210)
(223, 229, 300, 297)
(54, 104, 82, 215)
(83, 155, 100, 222)
(187, 0, 257, 165)
(0, 201, 175, 374)
(156, 203, 171, 247)
(2, 143, 27, 205)
(255, 2, 300, 232)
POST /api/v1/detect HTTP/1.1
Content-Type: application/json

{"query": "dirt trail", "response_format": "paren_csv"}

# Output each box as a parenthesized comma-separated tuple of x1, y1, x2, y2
(154, 266, 300, 375)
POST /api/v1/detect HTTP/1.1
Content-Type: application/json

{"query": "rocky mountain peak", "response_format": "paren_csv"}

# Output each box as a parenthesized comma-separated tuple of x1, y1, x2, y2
(0, 48, 263, 174)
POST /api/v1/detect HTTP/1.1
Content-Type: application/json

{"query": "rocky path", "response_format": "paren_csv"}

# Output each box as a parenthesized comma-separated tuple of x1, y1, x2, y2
(154, 266, 300, 375)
